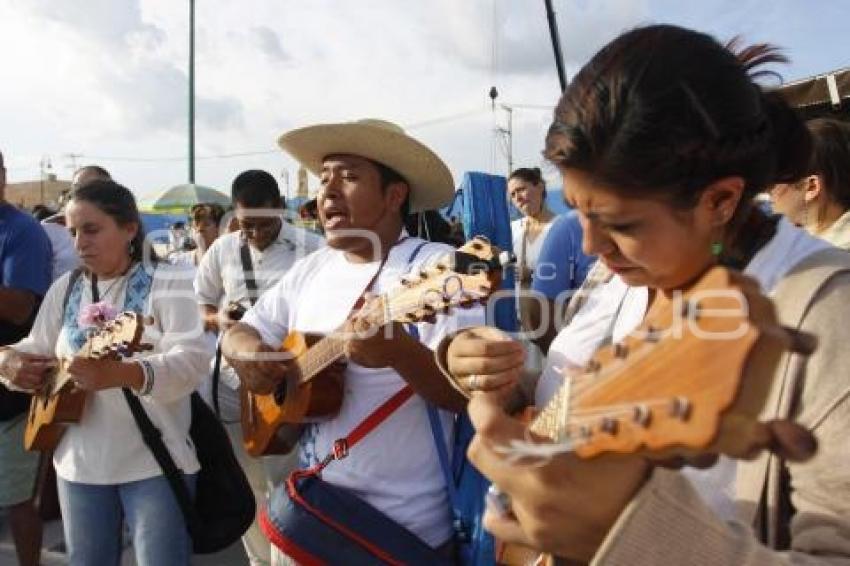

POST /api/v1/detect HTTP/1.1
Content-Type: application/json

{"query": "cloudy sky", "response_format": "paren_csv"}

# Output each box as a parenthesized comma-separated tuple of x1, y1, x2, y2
(1, 0, 848, 203)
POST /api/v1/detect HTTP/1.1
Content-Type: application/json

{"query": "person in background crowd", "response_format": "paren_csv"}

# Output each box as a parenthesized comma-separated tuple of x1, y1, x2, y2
(508, 167, 557, 333)
(441, 25, 850, 564)
(31, 205, 55, 222)
(770, 118, 850, 249)
(168, 221, 189, 254)
(169, 203, 226, 268)
(0, 149, 53, 566)
(529, 210, 596, 351)
(0, 180, 211, 565)
(195, 170, 319, 566)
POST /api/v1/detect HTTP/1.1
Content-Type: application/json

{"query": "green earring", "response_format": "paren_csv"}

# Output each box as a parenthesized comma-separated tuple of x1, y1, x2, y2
(711, 241, 724, 257)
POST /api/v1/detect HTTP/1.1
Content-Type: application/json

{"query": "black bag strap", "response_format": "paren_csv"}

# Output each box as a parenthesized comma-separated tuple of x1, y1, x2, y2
(61, 268, 84, 313)
(122, 389, 201, 533)
(239, 240, 259, 307)
(210, 241, 259, 418)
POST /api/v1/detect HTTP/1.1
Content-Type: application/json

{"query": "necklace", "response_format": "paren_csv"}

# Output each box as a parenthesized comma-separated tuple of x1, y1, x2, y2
(91, 270, 130, 304)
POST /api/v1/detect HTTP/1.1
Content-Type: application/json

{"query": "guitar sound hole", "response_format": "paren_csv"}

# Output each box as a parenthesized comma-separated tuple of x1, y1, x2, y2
(273, 384, 287, 406)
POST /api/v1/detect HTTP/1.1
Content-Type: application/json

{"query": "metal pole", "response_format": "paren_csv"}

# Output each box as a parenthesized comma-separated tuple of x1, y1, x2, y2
(544, 0, 568, 91)
(188, 0, 196, 183)
(506, 106, 513, 177)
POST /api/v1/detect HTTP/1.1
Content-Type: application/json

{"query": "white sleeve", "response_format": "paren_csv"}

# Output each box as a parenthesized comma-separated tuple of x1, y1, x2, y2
(194, 239, 224, 307)
(140, 268, 215, 404)
(241, 276, 291, 348)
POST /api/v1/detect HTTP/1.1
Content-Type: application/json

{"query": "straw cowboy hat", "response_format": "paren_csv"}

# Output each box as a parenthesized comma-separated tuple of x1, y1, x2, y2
(278, 119, 455, 213)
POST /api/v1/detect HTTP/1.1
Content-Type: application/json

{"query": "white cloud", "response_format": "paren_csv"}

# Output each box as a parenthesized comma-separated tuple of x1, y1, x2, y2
(1, 0, 847, 198)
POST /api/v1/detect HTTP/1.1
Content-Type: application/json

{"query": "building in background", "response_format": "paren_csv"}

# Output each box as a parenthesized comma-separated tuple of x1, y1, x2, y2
(4, 175, 71, 210)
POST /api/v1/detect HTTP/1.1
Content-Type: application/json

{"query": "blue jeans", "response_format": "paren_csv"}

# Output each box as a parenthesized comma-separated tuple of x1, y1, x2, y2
(57, 473, 197, 566)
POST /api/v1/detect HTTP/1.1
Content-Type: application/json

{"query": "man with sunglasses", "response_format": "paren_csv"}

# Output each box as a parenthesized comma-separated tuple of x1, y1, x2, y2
(194, 169, 320, 566)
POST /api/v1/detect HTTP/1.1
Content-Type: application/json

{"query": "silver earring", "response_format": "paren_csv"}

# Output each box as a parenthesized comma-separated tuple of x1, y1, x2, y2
(127, 240, 136, 256)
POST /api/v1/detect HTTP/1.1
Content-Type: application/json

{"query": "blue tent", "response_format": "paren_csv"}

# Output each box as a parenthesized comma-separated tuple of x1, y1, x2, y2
(458, 171, 517, 333)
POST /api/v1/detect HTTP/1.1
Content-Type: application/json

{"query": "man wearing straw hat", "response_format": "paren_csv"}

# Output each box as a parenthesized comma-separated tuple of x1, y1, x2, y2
(223, 119, 483, 559)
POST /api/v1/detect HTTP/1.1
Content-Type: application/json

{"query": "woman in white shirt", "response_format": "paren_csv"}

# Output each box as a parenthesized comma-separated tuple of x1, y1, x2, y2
(508, 167, 556, 333)
(0, 180, 212, 565)
(439, 25, 850, 564)
(770, 118, 850, 250)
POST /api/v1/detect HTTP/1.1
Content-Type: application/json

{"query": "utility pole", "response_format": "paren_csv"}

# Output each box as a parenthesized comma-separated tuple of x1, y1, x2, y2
(64, 152, 82, 176)
(188, 0, 196, 184)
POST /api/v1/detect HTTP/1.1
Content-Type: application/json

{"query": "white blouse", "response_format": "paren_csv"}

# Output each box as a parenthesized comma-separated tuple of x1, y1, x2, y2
(511, 217, 555, 279)
(6, 263, 213, 484)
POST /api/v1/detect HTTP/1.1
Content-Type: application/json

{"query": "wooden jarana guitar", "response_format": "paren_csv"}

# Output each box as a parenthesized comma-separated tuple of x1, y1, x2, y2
(241, 236, 504, 456)
(24, 312, 147, 451)
(497, 266, 817, 565)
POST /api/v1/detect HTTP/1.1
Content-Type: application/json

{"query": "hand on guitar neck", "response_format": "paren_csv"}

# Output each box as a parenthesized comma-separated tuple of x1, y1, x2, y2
(467, 394, 817, 564)
(445, 267, 820, 563)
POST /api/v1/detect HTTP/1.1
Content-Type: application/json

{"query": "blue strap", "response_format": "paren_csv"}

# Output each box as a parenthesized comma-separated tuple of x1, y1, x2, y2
(401, 238, 457, 503)
(427, 405, 458, 506)
(63, 263, 153, 352)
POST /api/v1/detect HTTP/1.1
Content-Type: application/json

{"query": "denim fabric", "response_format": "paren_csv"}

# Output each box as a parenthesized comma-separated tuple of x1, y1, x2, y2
(57, 473, 197, 566)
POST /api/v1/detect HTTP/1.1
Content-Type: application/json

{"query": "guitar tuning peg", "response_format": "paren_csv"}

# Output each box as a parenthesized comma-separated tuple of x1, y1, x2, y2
(498, 250, 515, 267)
(599, 417, 619, 435)
(613, 343, 629, 358)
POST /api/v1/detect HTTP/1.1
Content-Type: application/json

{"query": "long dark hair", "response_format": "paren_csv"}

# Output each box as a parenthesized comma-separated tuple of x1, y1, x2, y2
(70, 180, 147, 263)
(509, 167, 547, 201)
(544, 25, 811, 217)
(805, 118, 850, 210)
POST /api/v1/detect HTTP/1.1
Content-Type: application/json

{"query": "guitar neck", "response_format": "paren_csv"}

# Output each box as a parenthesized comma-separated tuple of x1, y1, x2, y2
(294, 335, 346, 385)
(48, 341, 93, 397)
(293, 297, 392, 385)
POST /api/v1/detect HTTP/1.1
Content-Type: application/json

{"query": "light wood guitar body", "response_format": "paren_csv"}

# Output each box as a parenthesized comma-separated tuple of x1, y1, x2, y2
(496, 267, 816, 565)
(241, 236, 504, 456)
(241, 332, 343, 456)
(24, 312, 147, 452)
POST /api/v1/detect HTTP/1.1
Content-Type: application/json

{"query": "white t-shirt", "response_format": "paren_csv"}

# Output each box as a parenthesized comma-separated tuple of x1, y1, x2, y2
(537, 218, 829, 520)
(41, 220, 80, 282)
(242, 236, 485, 547)
(511, 217, 555, 278)
(7, 263, 214, 484)
(195, 224, 323, 419)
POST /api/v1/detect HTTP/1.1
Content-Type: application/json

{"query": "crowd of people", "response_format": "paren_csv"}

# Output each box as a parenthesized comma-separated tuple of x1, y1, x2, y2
(0, 22, 849, 566)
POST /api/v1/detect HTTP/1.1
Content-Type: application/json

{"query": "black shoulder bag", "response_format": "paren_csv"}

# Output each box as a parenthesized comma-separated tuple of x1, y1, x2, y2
(116, 273, 255, 554)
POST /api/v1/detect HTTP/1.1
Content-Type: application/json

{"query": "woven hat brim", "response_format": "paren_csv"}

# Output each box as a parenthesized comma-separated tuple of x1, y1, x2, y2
(278, 123, 455, 213)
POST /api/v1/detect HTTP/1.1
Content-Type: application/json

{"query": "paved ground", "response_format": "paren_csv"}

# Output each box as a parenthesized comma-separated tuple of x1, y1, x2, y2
(0, 510, 249, 565)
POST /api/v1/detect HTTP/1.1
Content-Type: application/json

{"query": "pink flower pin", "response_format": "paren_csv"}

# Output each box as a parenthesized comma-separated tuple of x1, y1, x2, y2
(78, 301, 120, 328)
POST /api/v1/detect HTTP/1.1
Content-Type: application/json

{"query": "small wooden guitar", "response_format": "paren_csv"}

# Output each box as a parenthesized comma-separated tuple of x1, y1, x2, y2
(497, 266, 817, 565)
(24, 312, 147, 451)
(241, 237, 504, 457)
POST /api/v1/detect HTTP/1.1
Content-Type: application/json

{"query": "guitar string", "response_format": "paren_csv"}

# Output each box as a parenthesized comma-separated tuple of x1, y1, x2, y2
(293, 256, 492, 382)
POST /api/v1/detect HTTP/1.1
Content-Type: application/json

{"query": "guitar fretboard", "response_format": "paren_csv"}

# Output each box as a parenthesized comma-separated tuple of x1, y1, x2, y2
(529, 376, 572, 442)
(294, 297, 391, 385)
